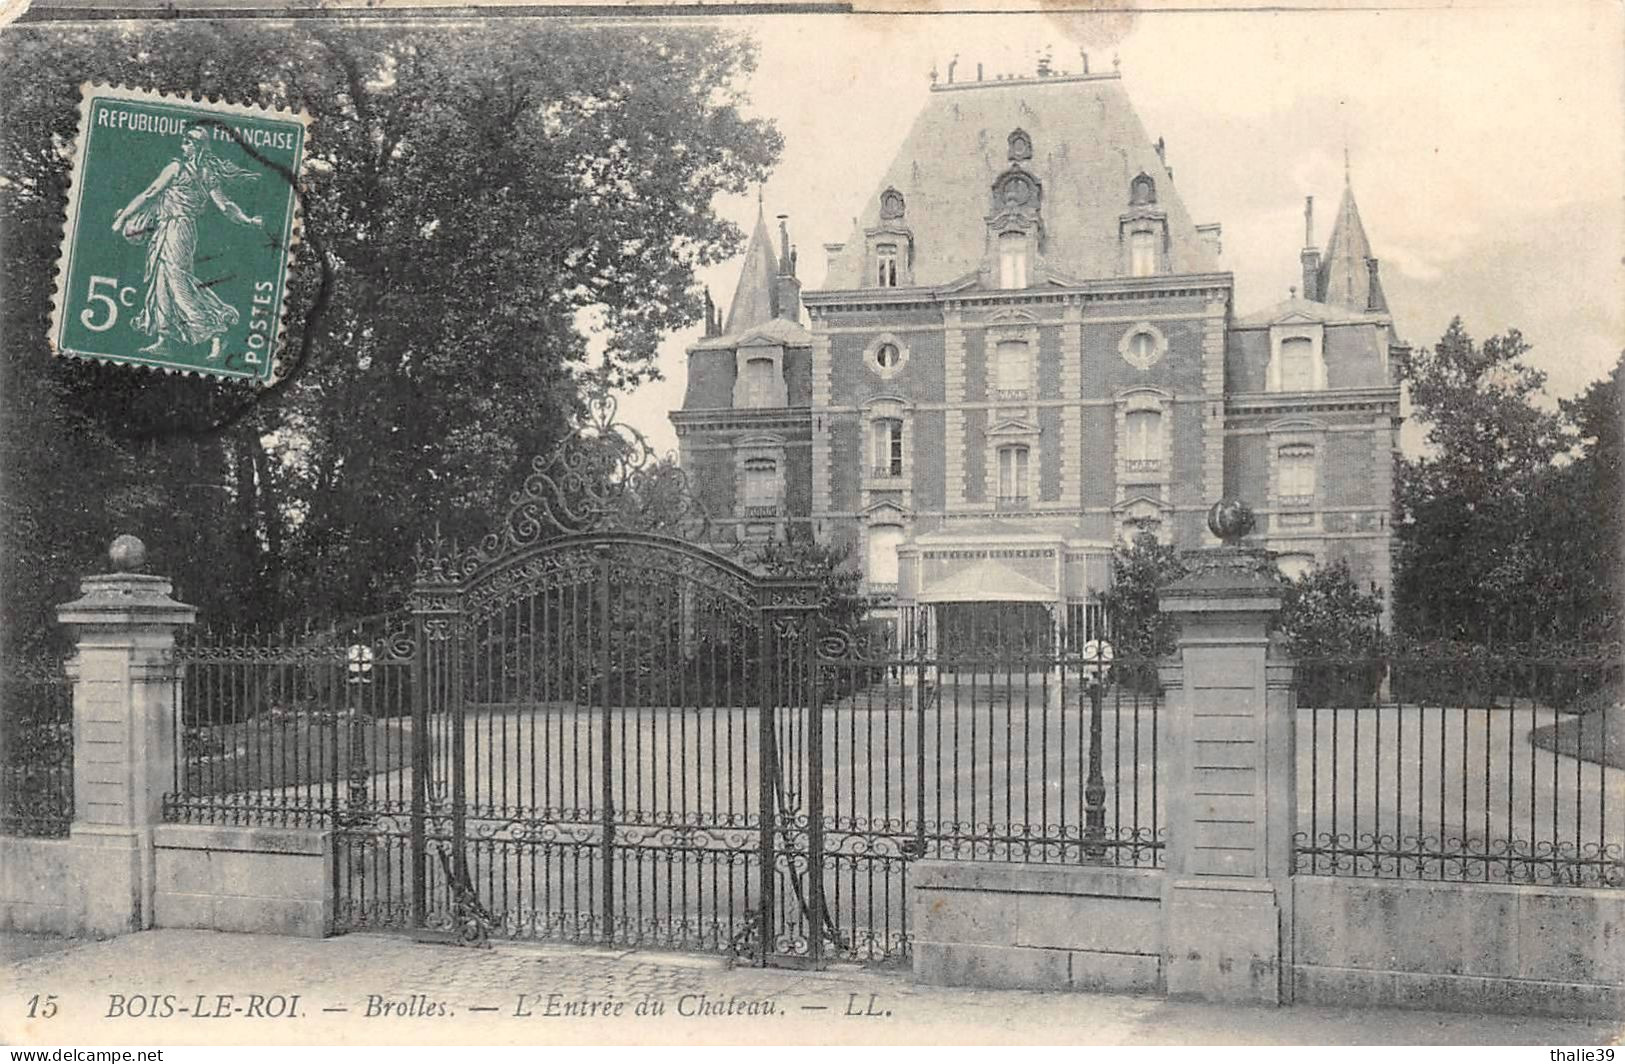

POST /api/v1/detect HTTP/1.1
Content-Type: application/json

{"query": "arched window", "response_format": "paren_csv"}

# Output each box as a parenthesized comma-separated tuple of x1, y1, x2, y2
(876, 244, 899, 288)
(998, 232, 1028, 289)
(1129, 230, 1156, 277)
(1279, 337, 1315, 391)
(743, 457, 779, 512)
(995, 339, 1030, 400)
(744, 357, 777, 407)
(867, 524, 903, 586)
(1124, 409, 1162, 472)
(872, 417, 904, 478)
(996, 445, 1030, 509)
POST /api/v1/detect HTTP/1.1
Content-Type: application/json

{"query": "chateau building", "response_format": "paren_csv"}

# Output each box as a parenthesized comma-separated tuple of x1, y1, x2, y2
(672, 63, 1404, 646)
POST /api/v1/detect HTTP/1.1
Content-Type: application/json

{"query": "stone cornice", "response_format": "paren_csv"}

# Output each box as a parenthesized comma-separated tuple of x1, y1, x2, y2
(802, 271, 1235, 313)
(1224, 387, 1400, 418)
(670, 408, 813, 436)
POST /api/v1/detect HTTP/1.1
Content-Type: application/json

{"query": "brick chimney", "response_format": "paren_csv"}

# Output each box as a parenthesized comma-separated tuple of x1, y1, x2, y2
(774, 215, 802, 322)
(1300, 196, 1321, 301)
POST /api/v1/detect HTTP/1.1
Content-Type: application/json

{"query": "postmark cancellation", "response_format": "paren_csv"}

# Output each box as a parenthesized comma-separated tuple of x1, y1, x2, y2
(49, 84, 310, 384)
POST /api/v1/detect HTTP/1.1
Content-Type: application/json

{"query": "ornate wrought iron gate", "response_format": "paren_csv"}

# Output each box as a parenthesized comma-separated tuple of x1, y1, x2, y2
(404, 529, 823, 960)
(327, 399, 829, 961)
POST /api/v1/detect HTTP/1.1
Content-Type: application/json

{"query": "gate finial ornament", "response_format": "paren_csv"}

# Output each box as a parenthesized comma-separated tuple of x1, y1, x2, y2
(1206, 498, 1256, 545)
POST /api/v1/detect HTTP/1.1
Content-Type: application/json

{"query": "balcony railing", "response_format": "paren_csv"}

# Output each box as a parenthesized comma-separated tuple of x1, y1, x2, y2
(1124, 458, 1160, 474)
(992, 388, 1030, 403)
(741, 504, 781, 519)
(870, 464, 905, 479)
(995, 494, 1031, 512)
(1278, 493, 1315, 508)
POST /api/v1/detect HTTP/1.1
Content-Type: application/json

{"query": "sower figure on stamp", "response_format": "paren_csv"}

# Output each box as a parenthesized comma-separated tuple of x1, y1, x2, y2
(110, 126, 262, 362)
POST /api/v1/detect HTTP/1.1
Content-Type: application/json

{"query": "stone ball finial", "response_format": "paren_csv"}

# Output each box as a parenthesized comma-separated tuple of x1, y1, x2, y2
(109, 534, 147, 573)
(1206, 499, 1256, 545)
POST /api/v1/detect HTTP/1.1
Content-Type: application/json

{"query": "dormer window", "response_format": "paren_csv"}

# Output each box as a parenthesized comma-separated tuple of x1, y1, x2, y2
(876, 244, 899, 288)
(1267, 325, 1326, 392)
(1279, 337, 1314, 390)
(1130, 173, 1157, 206)
(743, 356, 777, 407)
(1129, 230, 1156, 277)
(998, 232, 1029, 289)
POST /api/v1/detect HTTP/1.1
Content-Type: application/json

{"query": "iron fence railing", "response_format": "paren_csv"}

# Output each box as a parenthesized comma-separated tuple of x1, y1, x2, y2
(162, 614, 416, 830)
(0, 657, 74, 838)
(815, 634, 1164, 874)
(1293, 649, 1624, 888)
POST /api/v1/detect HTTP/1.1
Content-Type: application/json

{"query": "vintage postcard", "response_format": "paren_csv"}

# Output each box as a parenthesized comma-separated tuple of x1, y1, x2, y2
(50, 85, 308, 383)
(1, 0, 1622, 1056)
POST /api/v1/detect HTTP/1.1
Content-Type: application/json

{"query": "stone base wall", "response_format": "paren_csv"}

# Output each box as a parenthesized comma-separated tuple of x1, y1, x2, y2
(0, 830, 143, 935)
(911, 860, 1163, 993)
(153, 824, 332, 938)
(1291, 875, 1625, 1019)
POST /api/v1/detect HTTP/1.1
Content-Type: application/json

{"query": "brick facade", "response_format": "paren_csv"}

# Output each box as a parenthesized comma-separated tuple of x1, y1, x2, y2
(675, 68, 1402, 628)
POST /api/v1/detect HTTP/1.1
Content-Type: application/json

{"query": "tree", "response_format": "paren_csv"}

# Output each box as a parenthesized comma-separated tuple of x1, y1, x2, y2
(1097, 531, 1187, 659)
(750, 528, 867, 641)
(1277, 561, 1386, 706)
(1546, 352, 1624, 641)
(0, 21, 780, 653)
(1392, 319, 1572, 642)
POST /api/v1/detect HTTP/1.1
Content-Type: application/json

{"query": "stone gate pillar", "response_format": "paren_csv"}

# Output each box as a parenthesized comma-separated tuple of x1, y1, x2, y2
(55, 535, 196, 934)
(1158, 501, 1295, 1005)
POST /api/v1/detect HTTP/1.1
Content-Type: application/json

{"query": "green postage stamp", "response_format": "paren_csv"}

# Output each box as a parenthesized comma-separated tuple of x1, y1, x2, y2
(51, 85, 310, 384)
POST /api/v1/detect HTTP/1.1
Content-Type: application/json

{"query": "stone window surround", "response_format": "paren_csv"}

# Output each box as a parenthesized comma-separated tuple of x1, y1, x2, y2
(861, 396, 915, 503)
(865, 223, 915, 289)
(1267, 321, 1328, 393)
(1266, 418, 1327, 534)
(991, 225, 1040, 290)
(986, 417, 1041, 509)
(983, 316, 1041, 406)
(1115, 493, 1170, 542)
(1114, 386, 1173, 494)
(1118, 320, 1169, 371)
(732, 342, 787, 409)
(859, 500, 910, 594)
(734, 433, 787, 535)
(864, 331, 913, 381)
(1118, 206, 1168, 277)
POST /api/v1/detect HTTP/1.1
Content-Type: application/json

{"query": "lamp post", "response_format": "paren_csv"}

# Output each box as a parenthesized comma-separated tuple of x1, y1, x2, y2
(1081, 637, 1113, 861)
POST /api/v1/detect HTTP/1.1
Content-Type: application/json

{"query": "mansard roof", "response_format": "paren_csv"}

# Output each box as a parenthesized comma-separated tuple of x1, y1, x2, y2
(823, 72, 1218, 289)
(1234, 295, 1390, 329)
(689, 315, 811, 351)
(1317, 181, 1387, 313)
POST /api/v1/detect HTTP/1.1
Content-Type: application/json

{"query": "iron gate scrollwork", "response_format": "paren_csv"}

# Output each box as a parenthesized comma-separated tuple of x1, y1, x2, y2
(344, 395, 828, 962)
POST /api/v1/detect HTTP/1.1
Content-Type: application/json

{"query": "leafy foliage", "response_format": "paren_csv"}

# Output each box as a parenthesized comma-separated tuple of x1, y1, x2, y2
(750, 527, 867, 639)
(1097, 531, 1187, 658)
(1277, 561, 1386, 707)
(1393, 319, 1619, 644)
(0, 22, 780, 654)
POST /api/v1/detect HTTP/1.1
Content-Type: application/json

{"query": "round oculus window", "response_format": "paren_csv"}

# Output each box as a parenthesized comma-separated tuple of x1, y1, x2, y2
(875, 343, 900, 370)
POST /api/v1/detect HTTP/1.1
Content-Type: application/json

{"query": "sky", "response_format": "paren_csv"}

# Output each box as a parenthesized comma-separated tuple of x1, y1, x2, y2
(612, 1, 1625, 457)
